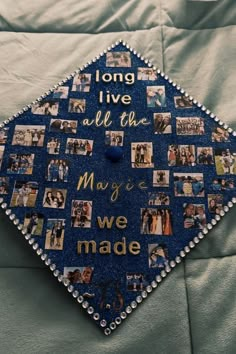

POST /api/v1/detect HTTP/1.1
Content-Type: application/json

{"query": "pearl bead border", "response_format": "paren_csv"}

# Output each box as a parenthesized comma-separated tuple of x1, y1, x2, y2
(0, 39, 236, 336)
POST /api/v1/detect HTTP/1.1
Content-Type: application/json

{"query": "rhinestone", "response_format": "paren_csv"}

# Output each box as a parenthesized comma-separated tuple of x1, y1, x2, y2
(131, 301, 137, 309)
(41, 253, 47, 261)
(21, 228, 27, 235)
(57, 274, 63, 282)
(115, 317, 122, 325)
(141, 290, 147, 298)
(72, 290, 79, 298)
(24, 234, 31, 240)
(214, 117, 219, 122)
(189, 241, 195, 248)
(146, 285, 152, 293)
(9, 214, 15, 220)
(210, 113, 215, 118)
(219, 210, 225, 216)
(67, 285, 74, 293)
(100, 319, 107, 327)
(165, 265, 171, 273)
(180, 250, 186, 257)
(77, 296, 84, 303)
(232, 197, 236, 203)
(184, 92, 189, 97)
(170, 260, 176, 268)
(82, 301, 89, 309)
(144, 59, 149, 64)
(28, 238, 34, 245)
(87, 306, 94, 314)
(161, 270, 167, 277)
(189, 96, 193, 101)
(218, 120, 224, 126)
(227, 128, 233, 133)
(120, 312, 127, 319)
(193, 99, 197, 105)
(232, 131, 236, 137)
(202, 228, 208, 234)
(36, 248, 43, 255)
(104, 328, 111, 336)
(198, 232, 204, 239)
(207, 223, 213, 230)
(4, 120, 9, 124)
(13, 218, 19, 225)
(228, 201, 233, 208)
(211, 219, 217, 225)
(45, 258, 51, 266)
(93, 313, 100, 321)
(201, 105, 206, 111)
(1, 203, 7, 209)
(215, 214, 221, 221)
(160, 72, 165, 77)
(53, 269, 60, 277)
(155, 275, 162, 282)
(193, 237, 200, 243)
(32, 243, 39, 250)
(184, 246, 190, 253)
(0, 197, 4, 204)
(223, 124, 228, 130)
(180, 88, 185, 94)
(175, 256, 181, 263)
(5, 209, 11, 215)
(126, 306, 132, 314)
(63, 279, 70, 286)
(50, 263, 56, 271)
(17, 224, 23, 230)
(151, 280, 158, 288)
(197, 102, 202, 107)
(136, 295, 143, 303)
(157, 69, 161, 74)
(206, 109, 211, 115)
(110, 322, 116, 330)
(176, 85, 181, 90)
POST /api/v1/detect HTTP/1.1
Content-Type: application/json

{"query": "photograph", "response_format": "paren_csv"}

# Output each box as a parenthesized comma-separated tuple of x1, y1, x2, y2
(148, 192, 170, 206)
(0, 146, 5, 169)
(45, 219, 65, 250)
(211, 178, 236, 192)
(137, 68, 157, 80)
(65, 138, 93, 156)
(153, 170, 170, 187)
(53, 86, 69, 99)
(47, 138, 60, 154)
(153, 113, 172, 134)
(71, 200, 93, 228)
(23, 212, 44, 235)
(63, 267, 94, 284)
(212, 127, 230, 142)
(215, 148, 236, 175)
(168, 145, 196, 166)
(43, 188, 67, 209)
(208, 194, 223, 214)
(0, 127, 9, 144)
(174, 173, 205, 197)
(176, 117, 205, 135)
(148, 243, 169, 269)
(126, 273, 148, 291)
(72, 74, 92, 92)
(141, 208, 173, 235)
(68, 99, 86, 113)
(46, 159, 69, 182)
(174, 96, 193, 108)
(31, 100, 59, 116)
(131, 142, 154, 168)
(106, 51, 131, 67)
(10, 181, 38, 207)
(0, 177, 9, 194)
(197, 147, 214, 165)
(7, 154, 35, 175)
(12, 125, 46, 147)
(49, 119, 77, 134)
(105, 131, 124, 146)
(147, 86, 166, 108)
(183, 203, 206, 229)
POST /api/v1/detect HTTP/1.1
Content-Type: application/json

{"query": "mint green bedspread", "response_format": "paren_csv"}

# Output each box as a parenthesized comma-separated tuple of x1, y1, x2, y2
(0, 1, 235, 353)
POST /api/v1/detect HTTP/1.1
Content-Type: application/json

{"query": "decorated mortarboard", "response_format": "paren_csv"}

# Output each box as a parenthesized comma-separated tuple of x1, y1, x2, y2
(0, 40, 236, 335)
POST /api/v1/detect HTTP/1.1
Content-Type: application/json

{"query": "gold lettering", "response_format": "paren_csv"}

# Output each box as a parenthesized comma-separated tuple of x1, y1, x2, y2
(99, 241, 111, 254)
(77, 172, 94, 191)
(111, 182, 123, 202)
(97, 216, 114, 229)
(114, 237, 126, 255)
(138, 181, 148, 190)
(77, 240, 96, 254)
(116, 216, 127, 229)
(96, 182, 109, 190)
(129, 241, 141, 255)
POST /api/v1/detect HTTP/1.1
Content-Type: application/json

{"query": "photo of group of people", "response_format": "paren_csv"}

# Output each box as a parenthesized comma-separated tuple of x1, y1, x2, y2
(168, 145, 196, 166)
(176, 117, 205, 135)
(52, 86, 69, 99)
(71, 200, 92, 228)
(153, 170, 170, 187)
(174, 96, 193, 108)
(46, 159, 69, 182)
(65, 138, 93, 156)
(43, 188, 67, 209)
(106, 52, 131, 67)
(183, 203, 206, 229)
(212, 127, 230, 142)
(137, 68, 157, 81)
(10, 181, 38, 207)
(49, 119, 77, 134)
(105, 131, 124, 146)
(215, 149, 236, 175)
(197, 147, 214, 165)
(23, 212, 44, 235)
(0, 128, 8, 144)
(31, 101, 59, 116)
(174, 173, 204, 197)
(147, 86, 166, 108)
(0, 146, 5, 169)
(45, 219, 65, 250)
(12, 125, 45, 147)
(72, 74, 91, 92)
(68, 99, 86, 113)
(148, 243, 169, 269)
(141, 208, 172, 235)
(63, 266, 94, 284)
(153, 113, 172, 134)
(211, 178, 235, 191)
(148, 192, 170, 206)
(208, 194, 223, 214)
(126, 273, 148, 291)
(47, 138, 60, 154)
(131, 142, 154, 168)
(7, 154, 35, 175)
(0, 177, 9, 194)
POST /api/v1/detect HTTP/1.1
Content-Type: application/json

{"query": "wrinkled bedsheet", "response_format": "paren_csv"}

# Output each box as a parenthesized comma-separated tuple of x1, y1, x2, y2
(0, 1, 236, 353)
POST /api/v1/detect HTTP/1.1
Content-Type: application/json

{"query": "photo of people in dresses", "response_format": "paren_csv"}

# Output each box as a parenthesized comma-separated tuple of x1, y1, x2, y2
(53, 86, 69, 99)
(148, 243, 169, 269)
(65, 138, 93, 156)
(106, 52, 131, 67)
(153, 170, 170, 187)
(7, 154, 34, 175)
(0, 177, 9, 194)
(126, 273, 148, 291)
(45, 219, 65, 250)
(0, 146, 5, 169)
(12, 125, 46, 147)
(148, 192, 170, 206)
(208, 194, 223, 214)
(71, 200, 92, 228)
(105, 131, 124, 146)
(63, 267, 94, 284)
(68, 99, 86, 113)
(31, 101, 59, 116)
(183, 203, 206, 229)
(43, 188, 67, 209)
(0, 128, 8, 144)
(147, 86, 166, 108)
(174, 96, 193, 108)
(141, 208, 173, 235)
(47, 138, 60, 154)
(215, 148, 236, 175)
(131, 142, 154, 168)
(49, 119, 77, 134)
(10, 181, 38, 207)
(46, 159, 69, 182)
(197, 147, 214, 165)
(174, 173, 204, 197)
(176, 117, 205, 135)
(23, 212, 44, 236)
(153, 113, 172, 134)
(168, 145, 196, 166)
(72, 74, 91, 92)
(211, 178, 236, 192)
(137, 68, 157, 80)
(212, 127, 230, 142)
